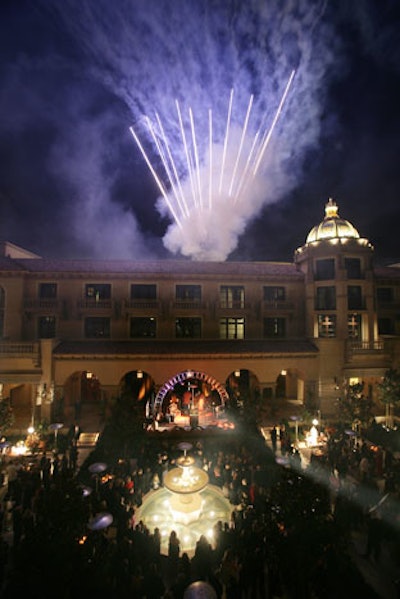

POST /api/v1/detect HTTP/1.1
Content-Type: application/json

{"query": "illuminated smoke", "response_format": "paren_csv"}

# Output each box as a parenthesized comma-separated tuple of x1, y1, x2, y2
(46, 0, 341, 260)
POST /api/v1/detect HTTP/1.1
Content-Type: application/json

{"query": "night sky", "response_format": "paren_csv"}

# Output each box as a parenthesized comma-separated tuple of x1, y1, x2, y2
(0, 0, 399, 265)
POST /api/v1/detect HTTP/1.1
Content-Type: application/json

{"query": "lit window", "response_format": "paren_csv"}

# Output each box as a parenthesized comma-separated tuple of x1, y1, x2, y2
(219, 317, 245, 339)
(85, 284, 111, 300)
(220, 286, 245, 308)
(317, 314, 336, 338)
(348, 313, 361, 339)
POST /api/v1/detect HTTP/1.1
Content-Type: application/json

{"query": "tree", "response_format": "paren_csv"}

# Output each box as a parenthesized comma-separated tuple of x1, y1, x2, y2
(377, 368, 400, 427)
(0, 399, 14, 437)
(337, 382, 374, 430)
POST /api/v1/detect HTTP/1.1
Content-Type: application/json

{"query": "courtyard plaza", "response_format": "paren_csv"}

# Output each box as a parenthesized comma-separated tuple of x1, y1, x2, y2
(1, 400, 400, 598)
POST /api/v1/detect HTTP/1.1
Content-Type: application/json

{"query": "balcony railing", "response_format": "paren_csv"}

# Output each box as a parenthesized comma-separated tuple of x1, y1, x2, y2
(263, 301, 294, 310)
(173, 300, 205, 310)
(219, 301, 247, 309)
(125, 300, 160, 310)
(23, 299, 60, 310)
(0, 342, 40, 357)
(77, 299, 113, 310)
(347, 340, 385, 352)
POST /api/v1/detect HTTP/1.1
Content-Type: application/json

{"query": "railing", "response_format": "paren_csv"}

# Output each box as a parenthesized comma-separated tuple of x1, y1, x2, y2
(263, 301, 294, 310)
(219, 301, 247, 309)
(376, 301, 400, 310)
(77, 299, 113, 310)
(125, 300, 160, 309)
(347, 340, 385, 352)
(0, 342, 40, 356)
(173, 301, 205, 310)
(23, 299, 60, 310)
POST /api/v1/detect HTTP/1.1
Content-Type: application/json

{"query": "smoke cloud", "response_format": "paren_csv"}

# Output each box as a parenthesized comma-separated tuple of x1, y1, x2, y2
(42, 0, 343, 260)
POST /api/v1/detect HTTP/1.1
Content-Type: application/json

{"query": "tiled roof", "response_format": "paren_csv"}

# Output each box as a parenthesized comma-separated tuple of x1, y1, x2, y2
(0, 256, 26, 271)
(374, 266, 400, 279)
(11, 258, 303, 278)
(53, 339, 319, 356)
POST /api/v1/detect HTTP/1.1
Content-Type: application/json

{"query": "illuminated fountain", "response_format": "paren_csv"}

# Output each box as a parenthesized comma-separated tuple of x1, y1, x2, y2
(135, 442, 233, 556)
(163, 442, 209, 525)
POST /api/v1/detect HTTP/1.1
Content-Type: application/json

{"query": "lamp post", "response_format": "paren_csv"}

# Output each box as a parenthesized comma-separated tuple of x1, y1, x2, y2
(49, 422, 63, 452)
(290, 415, 301, 446)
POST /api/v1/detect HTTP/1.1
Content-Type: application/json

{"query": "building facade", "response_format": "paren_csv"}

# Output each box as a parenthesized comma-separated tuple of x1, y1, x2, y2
(1, 199, 400, 432)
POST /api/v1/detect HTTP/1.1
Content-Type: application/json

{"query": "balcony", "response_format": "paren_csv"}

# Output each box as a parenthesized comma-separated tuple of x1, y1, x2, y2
(0, 342, 40, 357)
(125, 299, 160, 310)
(77, 299, 113, 311)
(347, 340, 384, 352)
(219, 301, 248, 310)
(23, 299, 60, 311)
(173, 300, 205, 310)
(263, 301, 294, 311)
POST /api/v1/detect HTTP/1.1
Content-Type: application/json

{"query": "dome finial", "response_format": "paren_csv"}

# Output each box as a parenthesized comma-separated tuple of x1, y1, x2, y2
(325, 198, 338, 219)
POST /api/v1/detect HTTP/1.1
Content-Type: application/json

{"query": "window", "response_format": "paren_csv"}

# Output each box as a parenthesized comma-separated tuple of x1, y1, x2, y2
(219, 317, 245, 339)
(175, 285, 201, 301)
(264, 317, 286, 337)
(220, 286, 245, 308)
(38, 316, 56, 339)
(130, 317, 156, 338)
(348, 286, 363, 310)
(84, 317, 110, 338)
(315, 258, 335, 280)
(175, 317, 202, 338)
(378, 318, 395, 335)
(317, 314, 336, 337)
(315, 286, 336, 310)
(348, 313, 361, 339)
(131, 284, 157, 300)
(344, 258, 361, 279)
(85, 284, 111, 300)
(263, 286, 285, 302)
(377, 287, 394, 304)
(39, 283, 57, 299)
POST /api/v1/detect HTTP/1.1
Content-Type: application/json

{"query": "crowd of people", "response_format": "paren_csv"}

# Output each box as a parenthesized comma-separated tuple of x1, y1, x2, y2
(0, 417, 399, 598)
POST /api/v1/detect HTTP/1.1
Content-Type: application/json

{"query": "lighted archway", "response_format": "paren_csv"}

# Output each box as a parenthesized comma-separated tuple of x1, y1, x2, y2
(119, 370, 155, 418)
(153, 370, 229, 416)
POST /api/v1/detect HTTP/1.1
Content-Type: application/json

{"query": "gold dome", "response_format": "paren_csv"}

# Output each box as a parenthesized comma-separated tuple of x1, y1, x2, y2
(306, 198, 360, 243)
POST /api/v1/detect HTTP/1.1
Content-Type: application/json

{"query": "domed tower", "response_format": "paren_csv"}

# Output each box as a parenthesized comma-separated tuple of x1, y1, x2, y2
(295, 199, 377, 414)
